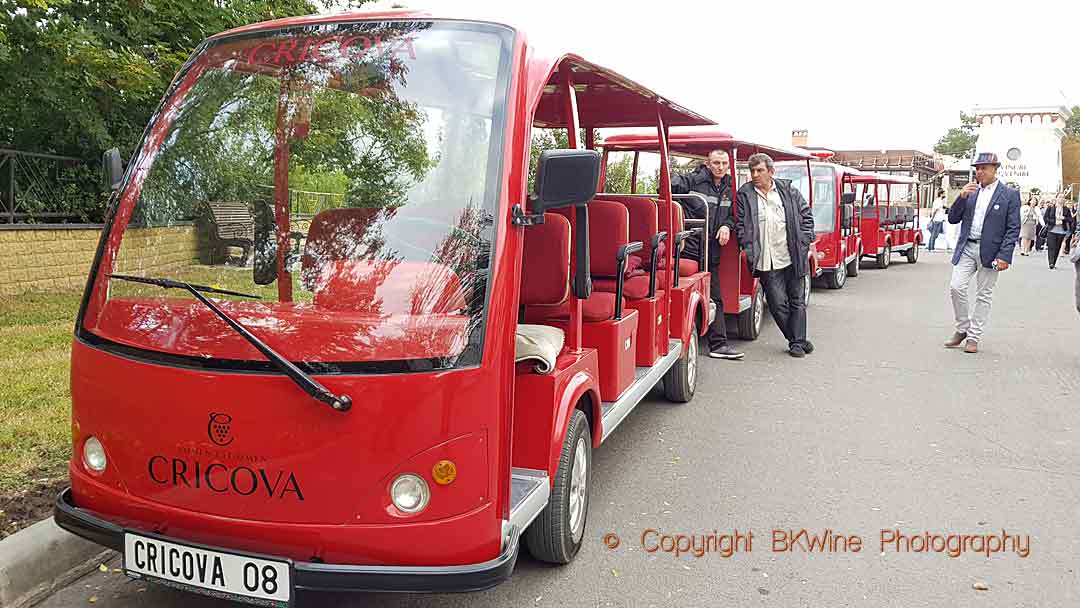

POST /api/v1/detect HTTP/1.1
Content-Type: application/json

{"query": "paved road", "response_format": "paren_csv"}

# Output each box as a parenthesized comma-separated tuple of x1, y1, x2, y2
(41, 249, 1080, 607)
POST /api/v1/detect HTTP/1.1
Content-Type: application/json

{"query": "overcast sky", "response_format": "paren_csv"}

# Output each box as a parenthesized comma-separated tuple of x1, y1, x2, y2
(353, 0, 1078, 152)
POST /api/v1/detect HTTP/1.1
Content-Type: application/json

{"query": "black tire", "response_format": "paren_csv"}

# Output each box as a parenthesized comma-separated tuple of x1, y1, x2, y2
(663, 319, 698, 403)
(736, 282, 763, 340)
(847, 249, 861, 277)
(826, 262, 846, 289)
(906, 243, 919, 264)
(876, 243, 891, 269)
(525, 409, 591, 564)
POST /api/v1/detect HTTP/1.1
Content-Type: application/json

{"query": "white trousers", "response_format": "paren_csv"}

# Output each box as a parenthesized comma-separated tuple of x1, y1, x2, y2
(949, 241, 999, 343)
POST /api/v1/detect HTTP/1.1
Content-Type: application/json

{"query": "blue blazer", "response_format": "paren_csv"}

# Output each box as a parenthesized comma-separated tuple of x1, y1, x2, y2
(947, 182, 1021, 267)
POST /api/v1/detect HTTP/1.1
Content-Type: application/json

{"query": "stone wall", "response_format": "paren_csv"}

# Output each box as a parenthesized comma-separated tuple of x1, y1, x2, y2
(0, 224, 204, 296)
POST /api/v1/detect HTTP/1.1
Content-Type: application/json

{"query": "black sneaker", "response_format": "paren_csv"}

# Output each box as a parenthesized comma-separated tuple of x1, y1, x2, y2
(800, 339, 814, 354)
(788, 344, 806, 358)
(708, 345, 745, 360)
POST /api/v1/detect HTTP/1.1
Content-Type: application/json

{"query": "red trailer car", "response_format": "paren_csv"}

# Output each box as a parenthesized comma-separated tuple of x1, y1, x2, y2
(774, 160, 863, 289)
(54, 9, 716, 604)
(602, 129, 819, 340)
(850, 171, 922, 269)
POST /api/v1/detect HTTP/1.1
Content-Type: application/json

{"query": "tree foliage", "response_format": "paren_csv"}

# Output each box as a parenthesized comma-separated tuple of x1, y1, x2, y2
(1065, 105, 1080, 138)
(933, 112, 979, 158)
(0, 0, 371, 220)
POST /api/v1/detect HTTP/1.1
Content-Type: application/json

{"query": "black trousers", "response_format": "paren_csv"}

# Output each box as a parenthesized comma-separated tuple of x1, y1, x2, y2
(759, 265, 807, 347)
(1047, 232, 1066, 267)
(707, 262, 728, 349)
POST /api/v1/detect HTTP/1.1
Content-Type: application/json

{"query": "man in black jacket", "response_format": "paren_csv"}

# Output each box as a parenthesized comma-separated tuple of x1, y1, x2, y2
(670, 149, 743, 360)
(734, 153, 816, 357)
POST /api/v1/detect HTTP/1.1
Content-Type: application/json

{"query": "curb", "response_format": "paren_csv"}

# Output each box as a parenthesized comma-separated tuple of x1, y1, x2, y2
(0, 517, 114, 608)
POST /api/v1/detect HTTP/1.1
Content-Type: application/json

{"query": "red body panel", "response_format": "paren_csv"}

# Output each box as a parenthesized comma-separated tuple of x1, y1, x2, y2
(625, 296, 662, 365)
(540, 313, 638, 402)
(511, 352, 602, 477)
(69, 340, 502, 564)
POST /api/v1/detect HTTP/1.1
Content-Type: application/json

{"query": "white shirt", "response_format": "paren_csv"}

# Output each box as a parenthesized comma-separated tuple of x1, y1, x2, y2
(969, 180, 998, 240)
(754, 184, 791, 272)
(930, 198, 946, 223)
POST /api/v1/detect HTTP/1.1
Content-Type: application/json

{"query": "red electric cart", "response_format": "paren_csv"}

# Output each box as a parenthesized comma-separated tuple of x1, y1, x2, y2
(54, 8, 716, 604)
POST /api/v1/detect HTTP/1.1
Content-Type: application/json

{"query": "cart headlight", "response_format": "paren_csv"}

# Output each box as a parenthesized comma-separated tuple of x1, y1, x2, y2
(83, 436, 107, 473)
(390, 474, 430, 513)
(816, 251, 826, 260)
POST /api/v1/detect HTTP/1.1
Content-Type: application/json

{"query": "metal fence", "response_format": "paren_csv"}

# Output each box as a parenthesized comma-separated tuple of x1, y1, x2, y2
(0, 149, 89, 223)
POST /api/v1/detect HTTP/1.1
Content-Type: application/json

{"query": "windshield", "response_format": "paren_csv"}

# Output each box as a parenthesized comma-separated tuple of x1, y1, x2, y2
(80, 21, 513, 372)
(776, 163, 836, 234)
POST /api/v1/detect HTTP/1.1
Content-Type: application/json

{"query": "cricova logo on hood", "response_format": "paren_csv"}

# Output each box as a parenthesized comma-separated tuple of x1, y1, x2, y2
(145, 412, 305, 501)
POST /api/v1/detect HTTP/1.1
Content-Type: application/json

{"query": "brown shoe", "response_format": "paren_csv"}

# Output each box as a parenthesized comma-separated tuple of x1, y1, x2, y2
(944, 332, 967, 348)
(963, 340, 978, 354)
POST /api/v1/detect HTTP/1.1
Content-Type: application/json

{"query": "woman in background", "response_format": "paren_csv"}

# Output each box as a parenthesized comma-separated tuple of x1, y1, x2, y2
(1019, 197, 1039, 255)
(1043, 198, 1074, 269)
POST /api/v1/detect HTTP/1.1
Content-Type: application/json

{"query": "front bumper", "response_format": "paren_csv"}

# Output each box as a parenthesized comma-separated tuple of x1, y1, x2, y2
(54, 488, 519, 594)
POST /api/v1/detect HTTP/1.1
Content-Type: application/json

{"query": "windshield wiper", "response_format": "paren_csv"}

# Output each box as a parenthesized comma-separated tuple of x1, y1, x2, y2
(108, 274, 352, 412)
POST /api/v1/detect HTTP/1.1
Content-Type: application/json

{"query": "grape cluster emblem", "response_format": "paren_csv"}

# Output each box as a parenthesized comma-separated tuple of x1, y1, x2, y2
(208, 413, 235, 447)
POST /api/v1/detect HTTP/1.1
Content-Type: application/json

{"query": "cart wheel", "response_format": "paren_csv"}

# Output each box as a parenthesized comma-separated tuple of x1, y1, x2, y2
(876, 243, 891, 269)
(663, 319, 698, 403)
(826, 262, 846, 289)
(737, 282, 763, 340)
(846, 249, 861, 277)
(906, 243, 919, 264)
(525, 409, 591, 564)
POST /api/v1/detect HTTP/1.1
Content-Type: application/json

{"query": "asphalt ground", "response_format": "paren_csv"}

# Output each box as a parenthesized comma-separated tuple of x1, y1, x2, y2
(40, 247, 1080, 607)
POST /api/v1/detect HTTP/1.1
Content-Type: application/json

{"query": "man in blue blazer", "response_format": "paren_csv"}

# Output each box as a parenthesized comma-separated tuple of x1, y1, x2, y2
(944, 152, 1021, 354)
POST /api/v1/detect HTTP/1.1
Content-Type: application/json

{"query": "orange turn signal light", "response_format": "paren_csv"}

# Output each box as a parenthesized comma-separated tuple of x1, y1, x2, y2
(432, 460, 457, 485)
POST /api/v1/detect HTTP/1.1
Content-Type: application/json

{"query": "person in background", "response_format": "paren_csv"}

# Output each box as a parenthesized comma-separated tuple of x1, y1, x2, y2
(1018, 197, 1039, 256)
(669, 149, 743, 360)
(1063, 201, 1076, 255)
(943, 153, 1020, 354)
(1043, 198, 1073, 270)
(734, 153, 815, 358)
(928, 190, 947, 252)
(1035, 199, 1049, 251)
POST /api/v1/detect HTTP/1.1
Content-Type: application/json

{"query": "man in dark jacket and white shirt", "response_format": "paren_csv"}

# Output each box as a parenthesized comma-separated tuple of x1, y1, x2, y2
(670, 149, 742, 360)
(734, 153, 816, 357)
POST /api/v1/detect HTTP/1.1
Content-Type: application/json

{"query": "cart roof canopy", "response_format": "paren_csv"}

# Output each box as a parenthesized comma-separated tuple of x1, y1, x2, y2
(603, 128, 813, 161)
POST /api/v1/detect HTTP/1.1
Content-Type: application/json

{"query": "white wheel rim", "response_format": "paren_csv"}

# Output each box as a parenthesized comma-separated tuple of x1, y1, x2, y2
(568, 437, 588, 540)
(752, 290, 764, 334)
(837, 263, 846, 285)
(686, 329, 697, 390)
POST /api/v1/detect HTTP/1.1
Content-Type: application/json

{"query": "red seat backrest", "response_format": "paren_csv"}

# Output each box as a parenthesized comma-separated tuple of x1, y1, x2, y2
(301, 207, 386, 290)
(587, 200, 630, 278)
(521, 213, 571, 306)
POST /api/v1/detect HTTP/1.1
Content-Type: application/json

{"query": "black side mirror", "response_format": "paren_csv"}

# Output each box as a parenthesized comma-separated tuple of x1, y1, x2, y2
(102, 148, 123, 191)
(841, 204, 854, 229)
(533, 149, 601, 212)
(840, 192, 856, 205)
(253, 202, 277, 285)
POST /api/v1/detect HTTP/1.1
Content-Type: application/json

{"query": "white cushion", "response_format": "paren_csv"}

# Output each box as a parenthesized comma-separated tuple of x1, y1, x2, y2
(514, 324, 565, 374)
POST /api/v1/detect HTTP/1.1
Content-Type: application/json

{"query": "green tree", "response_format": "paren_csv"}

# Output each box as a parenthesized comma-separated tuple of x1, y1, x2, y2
(933, 112, 979, 158)
(0, 0, 372, 220)
(1065, 105, 1080, 137)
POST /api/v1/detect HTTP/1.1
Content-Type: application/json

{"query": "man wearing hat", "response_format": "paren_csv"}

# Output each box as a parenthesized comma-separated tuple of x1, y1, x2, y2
(944, 152, 1021, 354)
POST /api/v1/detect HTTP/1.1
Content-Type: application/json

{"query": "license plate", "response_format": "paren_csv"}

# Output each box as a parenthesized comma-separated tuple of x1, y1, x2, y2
(123, 532, 292, 607)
